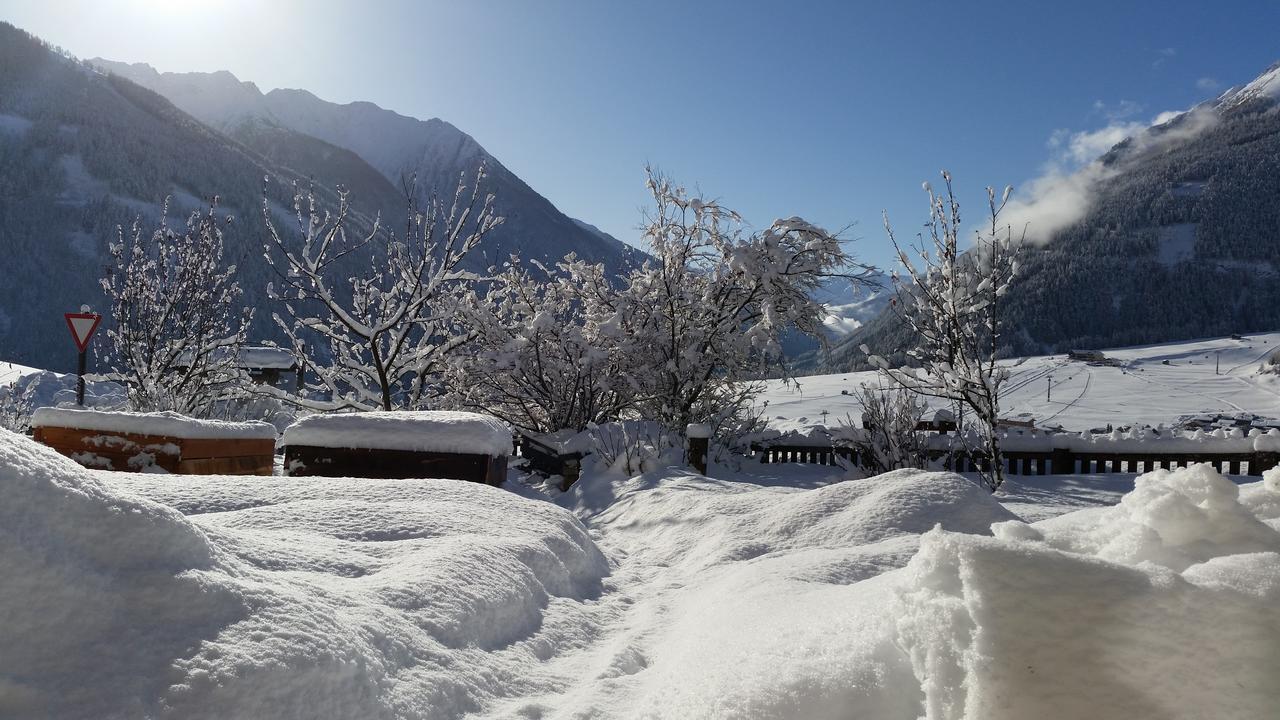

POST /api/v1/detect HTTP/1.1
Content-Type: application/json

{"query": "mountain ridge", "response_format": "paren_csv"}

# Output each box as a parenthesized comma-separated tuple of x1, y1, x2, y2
(89, 58, 641, 271)
(821, 58, 1280, 372)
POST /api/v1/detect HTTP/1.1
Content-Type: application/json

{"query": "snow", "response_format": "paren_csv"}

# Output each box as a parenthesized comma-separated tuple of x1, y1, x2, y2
(236, 345, 297, 370)
(685, 422, 712, 439)
(1156, 222, 1197, 265)
(898, 464, 1280, 719)
(1, 428, 606, 719)
(6, 406, 1280, 716)
(0, 363, 126, 413)
(0, 112, 33, 135)
(281, 410, 512, 456)
(31, 407, 277, 440)
(762, 332, 1280, 433)
(1217, 60, 1280, 109)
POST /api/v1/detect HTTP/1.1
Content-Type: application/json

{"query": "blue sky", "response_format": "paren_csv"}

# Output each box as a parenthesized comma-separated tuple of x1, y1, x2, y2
(6, 0, 1280, 267)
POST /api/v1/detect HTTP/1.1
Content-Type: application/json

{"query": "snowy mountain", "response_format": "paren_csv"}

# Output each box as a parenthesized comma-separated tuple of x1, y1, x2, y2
(90, 59, 643, 273)
(0, 21, 641, 372)
(827, 59, 1280, 371)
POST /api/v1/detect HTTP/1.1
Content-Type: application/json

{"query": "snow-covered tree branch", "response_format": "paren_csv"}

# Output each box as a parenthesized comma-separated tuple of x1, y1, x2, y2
(98, 199, 251, 417)
(446, 255, 633, 433)
(624, 166, 870, 433)
(865, 171, 1023, 491)
(263, 166, 502, 411)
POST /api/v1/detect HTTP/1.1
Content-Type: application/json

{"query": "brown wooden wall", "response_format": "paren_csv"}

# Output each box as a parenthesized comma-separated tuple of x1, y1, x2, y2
(283, 444, 507, 485)
(33, 426, 274, 475)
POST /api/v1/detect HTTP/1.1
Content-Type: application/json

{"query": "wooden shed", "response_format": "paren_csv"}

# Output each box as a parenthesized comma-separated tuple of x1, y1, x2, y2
(31, 407, 276, 475)
(280, 411, 511, 485)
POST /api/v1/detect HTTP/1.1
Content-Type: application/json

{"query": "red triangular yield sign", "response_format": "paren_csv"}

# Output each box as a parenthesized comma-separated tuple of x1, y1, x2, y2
(65, 313, 102, 353)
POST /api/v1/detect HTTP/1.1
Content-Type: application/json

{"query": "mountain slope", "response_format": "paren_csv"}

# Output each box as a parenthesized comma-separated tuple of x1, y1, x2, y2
(0, 23, 351, 371)
(823, 60, 1280, 371)
(91, 59, 642, 273)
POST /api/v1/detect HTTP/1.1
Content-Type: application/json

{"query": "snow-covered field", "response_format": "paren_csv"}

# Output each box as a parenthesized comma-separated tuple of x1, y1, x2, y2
(762, 332, 1280, 433)
(4, 424, 1280, 719)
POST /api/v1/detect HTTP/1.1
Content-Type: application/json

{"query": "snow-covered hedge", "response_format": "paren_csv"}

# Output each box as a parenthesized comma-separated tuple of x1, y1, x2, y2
(30, 407, 276, 440)
(280, 410, 512, 456)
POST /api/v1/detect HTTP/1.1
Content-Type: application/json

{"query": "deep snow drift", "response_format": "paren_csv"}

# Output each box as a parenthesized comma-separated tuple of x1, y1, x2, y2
(0, 428, 605, 719)
(3, 425, 1280, 719)
(899, 464, 1280, 719)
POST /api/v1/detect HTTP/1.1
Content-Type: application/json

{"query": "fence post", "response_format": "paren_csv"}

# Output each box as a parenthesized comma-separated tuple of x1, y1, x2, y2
(687, 423, 711, 476)
(559, 457, 581, 492)
(1050, 448, 1075, 475)
(1252, 451, 1279, 477)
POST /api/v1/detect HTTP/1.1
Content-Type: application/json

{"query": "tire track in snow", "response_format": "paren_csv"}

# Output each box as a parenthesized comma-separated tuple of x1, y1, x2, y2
(1040, 365, 1092, 425)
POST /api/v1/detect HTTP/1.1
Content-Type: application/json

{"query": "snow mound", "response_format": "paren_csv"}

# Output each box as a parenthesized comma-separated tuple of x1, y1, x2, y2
(1036, 463, 1280, 571)
(0, 428, 238, 719)
(281, 410, 512, 455)
(579, 469, 1018, 572)
(535, 470, 1014, 717)
(897, 463, 1280, 719)
(3, 429, 610, 718)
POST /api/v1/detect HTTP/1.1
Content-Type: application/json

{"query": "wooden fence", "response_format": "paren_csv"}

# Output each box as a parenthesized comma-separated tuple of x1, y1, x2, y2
(749, 442, 1280, 477)
(515, 434, 584, 489)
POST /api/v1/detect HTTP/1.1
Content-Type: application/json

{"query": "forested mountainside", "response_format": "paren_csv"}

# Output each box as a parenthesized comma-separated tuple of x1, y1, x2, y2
(0, 22, 343, 371)
(821, 61, 1280, 372)
(90, 58, 642, 273)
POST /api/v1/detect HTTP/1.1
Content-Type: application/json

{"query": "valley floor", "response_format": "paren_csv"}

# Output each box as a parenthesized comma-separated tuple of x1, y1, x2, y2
(762, 332, 1280, 433)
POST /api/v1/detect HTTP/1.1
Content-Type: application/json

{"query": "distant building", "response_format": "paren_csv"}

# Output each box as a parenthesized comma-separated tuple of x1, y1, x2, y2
(238, 346, 300, 388)
(1068, 349, 1106, 362)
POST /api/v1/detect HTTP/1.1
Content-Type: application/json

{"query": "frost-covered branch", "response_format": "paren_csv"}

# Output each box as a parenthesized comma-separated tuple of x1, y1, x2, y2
(623, 166, 870, 434)
(865, 171, 1023, 491)
(99, 199, 251, 417)
(262, 167, 502, 411)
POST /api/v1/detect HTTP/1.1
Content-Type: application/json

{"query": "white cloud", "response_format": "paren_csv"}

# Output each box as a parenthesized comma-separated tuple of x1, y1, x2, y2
(998, 105, 1217, 245)
(1196, 76, 1220, 92)
(1091, 99, 1144, 121)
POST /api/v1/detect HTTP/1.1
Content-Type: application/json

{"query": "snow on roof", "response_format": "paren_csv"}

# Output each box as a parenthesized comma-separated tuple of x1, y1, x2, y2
(238, 346, 297, 370)
(281, 410, 512, 456)
(30, 407, 277, 440)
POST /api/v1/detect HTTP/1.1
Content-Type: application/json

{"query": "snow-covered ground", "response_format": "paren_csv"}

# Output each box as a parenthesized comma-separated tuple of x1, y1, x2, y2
(762, 332, 1280, 433)
(5, 333, 1280, 718)
(4, 425, 1280, 719)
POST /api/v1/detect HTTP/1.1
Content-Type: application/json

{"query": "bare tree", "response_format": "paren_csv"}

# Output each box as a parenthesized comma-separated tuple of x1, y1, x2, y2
(843, 382, 930, 475)
(263, 167, 502, 411)
(99, 200, 251, 417)
(865, 171, 1022, 491)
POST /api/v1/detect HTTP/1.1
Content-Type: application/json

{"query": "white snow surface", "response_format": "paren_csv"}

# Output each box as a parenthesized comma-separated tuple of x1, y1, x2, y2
(6, 420, 1280, 718)
(281, 410, 512, 456)
(898, 464, 1280, 719)
(765, 332, 1280, 433)
(30, 407, 277, 440)
(0, 428, 606, 719)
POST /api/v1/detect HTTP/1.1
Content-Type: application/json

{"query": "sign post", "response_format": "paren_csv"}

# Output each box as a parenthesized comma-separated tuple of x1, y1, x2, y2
(64, 307, 102, 407)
